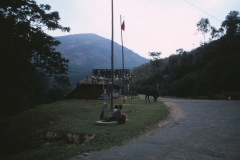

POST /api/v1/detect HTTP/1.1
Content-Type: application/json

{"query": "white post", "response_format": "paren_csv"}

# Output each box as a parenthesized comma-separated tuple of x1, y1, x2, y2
(101, 103, 108, 120)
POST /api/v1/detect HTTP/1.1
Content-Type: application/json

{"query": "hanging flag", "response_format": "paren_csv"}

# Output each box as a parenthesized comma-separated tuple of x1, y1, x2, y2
(121, 21, 125, 31)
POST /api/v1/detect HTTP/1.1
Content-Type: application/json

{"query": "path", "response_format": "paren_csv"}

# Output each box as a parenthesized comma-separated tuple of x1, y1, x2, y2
(70, 97, 240, 160)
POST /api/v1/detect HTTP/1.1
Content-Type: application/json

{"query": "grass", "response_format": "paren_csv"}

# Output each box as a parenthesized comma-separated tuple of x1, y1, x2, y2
(0, 97, 169, 160)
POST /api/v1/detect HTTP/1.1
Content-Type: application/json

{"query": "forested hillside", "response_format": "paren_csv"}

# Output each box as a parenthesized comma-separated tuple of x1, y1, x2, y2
(132, 11, 240, 99)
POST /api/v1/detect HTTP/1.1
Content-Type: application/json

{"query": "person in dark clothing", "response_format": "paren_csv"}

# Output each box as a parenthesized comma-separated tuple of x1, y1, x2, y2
(114, 104, 127, 123)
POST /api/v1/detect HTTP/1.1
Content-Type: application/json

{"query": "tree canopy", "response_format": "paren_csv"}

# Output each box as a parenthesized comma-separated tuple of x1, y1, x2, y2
(0, 0, 70, 118)
(197, 18, 210, 39)
(0, 0, 70, 74)
(221, 11, 240, 37)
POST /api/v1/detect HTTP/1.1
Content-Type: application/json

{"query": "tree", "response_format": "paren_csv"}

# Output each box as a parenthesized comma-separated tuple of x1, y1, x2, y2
(197, 18, 211, 58)
(209, 11, 240, 39)
(148, 52, 162, 68)
(0, 0, 70, 117)
(0, 0, 70, 75)
(197, 18, 211, 42)
(148, 52, 161, 60)
(176, 48, 184, 54)
(52, 75, 70, 90)
(210, 26, 224, 39)
(221, 11, 240, 37)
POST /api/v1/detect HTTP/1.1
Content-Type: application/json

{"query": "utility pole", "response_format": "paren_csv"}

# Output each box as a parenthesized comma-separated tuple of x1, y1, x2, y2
(87, 75, 88, 102)
(111, 0, 114, 109)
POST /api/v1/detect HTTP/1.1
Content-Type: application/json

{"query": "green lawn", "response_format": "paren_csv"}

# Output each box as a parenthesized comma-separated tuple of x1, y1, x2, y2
(0, 97, 169, 160)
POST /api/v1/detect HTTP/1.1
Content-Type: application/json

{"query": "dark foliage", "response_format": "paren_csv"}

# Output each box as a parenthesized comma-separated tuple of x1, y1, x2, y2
(0, 0, 70, 118)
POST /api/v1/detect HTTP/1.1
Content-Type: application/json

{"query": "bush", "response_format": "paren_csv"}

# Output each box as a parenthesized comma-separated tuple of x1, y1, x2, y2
(47, 88, 65, 101)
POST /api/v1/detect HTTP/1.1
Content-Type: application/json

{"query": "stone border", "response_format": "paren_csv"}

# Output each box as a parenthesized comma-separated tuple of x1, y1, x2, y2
(95, 120, 119, 126)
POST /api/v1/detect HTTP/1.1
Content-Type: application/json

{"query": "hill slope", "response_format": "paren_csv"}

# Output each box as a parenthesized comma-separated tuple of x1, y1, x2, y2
(132, 35, 240, 99)
(55, 34, 148, 83)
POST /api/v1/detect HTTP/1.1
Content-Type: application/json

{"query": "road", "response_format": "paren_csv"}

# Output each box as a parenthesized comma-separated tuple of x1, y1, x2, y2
(71, 97, 240, 160)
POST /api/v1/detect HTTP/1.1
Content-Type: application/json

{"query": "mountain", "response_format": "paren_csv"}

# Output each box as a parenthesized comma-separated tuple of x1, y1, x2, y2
(55, 33, 148, 84)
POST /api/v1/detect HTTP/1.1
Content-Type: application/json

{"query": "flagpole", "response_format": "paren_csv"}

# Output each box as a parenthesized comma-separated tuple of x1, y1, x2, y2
(120, 15, 125, 103)
(111, 0, 114, 109)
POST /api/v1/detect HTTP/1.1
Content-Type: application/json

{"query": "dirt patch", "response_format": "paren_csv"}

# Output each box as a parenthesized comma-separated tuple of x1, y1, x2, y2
(163, 101, 186, 121)
(41, 130, 96, 147)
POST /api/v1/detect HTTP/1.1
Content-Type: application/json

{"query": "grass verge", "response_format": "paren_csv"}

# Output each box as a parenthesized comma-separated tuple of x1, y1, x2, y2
(0, 97, 169, 160)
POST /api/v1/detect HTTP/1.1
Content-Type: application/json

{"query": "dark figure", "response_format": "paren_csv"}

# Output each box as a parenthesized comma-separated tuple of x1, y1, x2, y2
(113, 105, 119, 114)
(107, 104, 127, 123)
(145, 90, 159, 103)
(114, 109, 127, 124)
(117, 104, 128, 123)
(119, 104, 123, 110)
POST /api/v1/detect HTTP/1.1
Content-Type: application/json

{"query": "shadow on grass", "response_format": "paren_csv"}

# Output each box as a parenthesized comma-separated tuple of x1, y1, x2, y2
(0, 98, 169, 160)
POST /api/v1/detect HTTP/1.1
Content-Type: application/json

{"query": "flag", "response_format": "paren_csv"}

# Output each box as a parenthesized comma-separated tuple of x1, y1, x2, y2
(121, 21, 125, 31)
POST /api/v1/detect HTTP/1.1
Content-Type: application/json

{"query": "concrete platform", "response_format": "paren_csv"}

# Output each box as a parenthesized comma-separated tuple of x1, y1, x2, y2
(95, 120, 119, 126)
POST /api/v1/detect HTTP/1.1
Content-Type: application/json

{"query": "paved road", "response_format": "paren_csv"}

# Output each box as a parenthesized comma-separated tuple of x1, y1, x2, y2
(71, 97, 240, 160)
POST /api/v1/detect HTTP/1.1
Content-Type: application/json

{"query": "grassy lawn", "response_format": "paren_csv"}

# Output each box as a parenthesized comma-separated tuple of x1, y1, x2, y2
(0, 97, 169, 160)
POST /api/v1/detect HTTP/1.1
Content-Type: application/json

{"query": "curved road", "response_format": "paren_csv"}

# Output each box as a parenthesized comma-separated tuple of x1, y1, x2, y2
(71, 97, 240, 160)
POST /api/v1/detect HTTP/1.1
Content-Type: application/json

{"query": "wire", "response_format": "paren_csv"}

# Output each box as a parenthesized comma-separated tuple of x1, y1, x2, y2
(183, 0, 222, 22)
(235, 0, 240, 4)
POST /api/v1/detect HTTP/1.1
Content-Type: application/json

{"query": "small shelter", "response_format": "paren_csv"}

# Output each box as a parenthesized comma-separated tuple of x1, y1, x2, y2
(64, 77, 121, 100)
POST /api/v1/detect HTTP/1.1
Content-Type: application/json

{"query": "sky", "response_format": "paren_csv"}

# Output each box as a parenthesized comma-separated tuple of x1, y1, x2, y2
(35, 0, 240, 59)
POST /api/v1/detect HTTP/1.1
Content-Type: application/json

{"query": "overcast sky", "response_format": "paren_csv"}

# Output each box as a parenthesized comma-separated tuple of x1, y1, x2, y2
(36, 0, 240, 59)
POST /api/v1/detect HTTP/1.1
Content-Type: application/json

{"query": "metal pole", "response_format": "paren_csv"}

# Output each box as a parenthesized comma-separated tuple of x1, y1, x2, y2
(92, 76, 94, 99)
(130, 76, 132, 101)
(87, 75, 88, 102)
(120, 15, 125, 103)
(111, 0, 114, 109)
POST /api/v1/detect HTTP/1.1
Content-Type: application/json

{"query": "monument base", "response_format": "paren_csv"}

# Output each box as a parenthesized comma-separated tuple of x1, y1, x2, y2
(95, 120, 119, 126)
(98, 94, 109, 100)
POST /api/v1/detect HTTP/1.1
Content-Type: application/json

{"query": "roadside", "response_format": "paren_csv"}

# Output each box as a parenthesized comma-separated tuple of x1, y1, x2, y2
(70, 96, 180, 159)
(75, 97, 240, 160)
